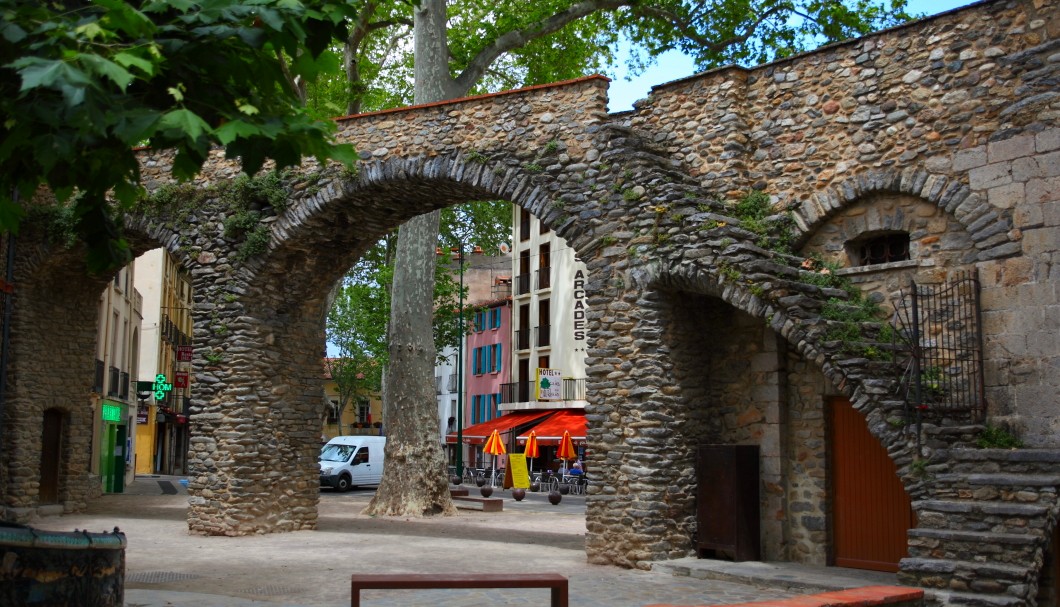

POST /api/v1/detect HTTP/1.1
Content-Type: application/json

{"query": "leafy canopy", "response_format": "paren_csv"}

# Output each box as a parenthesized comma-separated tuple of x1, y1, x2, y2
(327, 252, 390, 425)
(327, 198, 511, 373)
(0, 0, 357, 271)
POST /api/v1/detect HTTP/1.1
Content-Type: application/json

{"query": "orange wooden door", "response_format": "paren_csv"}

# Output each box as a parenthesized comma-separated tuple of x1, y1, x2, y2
(830, 397, 915, 572)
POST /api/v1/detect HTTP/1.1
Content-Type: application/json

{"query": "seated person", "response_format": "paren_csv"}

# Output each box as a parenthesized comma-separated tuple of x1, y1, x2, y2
(556, 463, 568, 476)
(568, 462, 583, 476)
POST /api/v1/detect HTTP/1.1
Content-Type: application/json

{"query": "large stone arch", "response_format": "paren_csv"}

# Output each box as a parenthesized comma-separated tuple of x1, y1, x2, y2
(583, 246, 916, 568)
(2, 4, 1059, 601)
(136, 148, 619, 535)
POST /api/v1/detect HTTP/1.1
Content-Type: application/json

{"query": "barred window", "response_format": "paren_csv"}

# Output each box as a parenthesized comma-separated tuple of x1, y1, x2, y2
(852, 232, 910, 266)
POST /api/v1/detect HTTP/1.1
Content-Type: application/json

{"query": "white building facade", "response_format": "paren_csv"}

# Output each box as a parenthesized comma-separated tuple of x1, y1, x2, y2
(505, 206, 589, 412)
(91, 263, 142, 494)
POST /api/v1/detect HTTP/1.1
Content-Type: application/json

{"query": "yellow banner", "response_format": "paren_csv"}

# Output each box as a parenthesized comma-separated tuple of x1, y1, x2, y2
(507, 453, 530, 489)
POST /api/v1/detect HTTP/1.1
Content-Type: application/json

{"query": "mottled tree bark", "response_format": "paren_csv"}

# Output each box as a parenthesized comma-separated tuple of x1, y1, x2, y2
(365, 208, 456, 516)
(364, 0, 461, 516)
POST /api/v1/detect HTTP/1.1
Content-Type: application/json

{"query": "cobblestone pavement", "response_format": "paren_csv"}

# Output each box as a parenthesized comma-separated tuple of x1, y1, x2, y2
(31, 476, 805, 607)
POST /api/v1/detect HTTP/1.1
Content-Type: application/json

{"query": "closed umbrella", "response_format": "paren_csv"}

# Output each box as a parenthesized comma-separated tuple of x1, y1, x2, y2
(483, 429, 507, 486)
(524, 431, 540, 475)
(556, 429, 576, 465)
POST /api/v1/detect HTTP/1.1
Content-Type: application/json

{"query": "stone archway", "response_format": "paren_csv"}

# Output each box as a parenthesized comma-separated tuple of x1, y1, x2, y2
(134, 151, 620, 535)
(789, 169, 1020, 262)
(581, 253, 916, 569)
(1, 5, 1058, 600)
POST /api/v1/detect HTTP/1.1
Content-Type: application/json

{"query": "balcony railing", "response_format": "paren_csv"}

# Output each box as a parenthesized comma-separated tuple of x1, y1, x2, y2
(119, 371, 130, 399)
(515, 274, 531, 296)
(500, 381, 534, 404)
(162, 315, 192, 346)
(536, 324, 551, 348)
(499, 378, 587, 404)
(447, 373, 457, 392)
(563, 378, 586, 400)
(515, 329, 531, 351)
(107, 366, 120, 397)
(537, 267, 551, 290)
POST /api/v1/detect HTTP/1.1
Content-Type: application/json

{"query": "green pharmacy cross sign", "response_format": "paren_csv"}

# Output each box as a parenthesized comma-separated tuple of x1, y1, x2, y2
(152, 374, 173, 401)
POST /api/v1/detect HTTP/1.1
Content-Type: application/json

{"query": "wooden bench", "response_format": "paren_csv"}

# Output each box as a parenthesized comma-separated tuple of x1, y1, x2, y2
(451, 495, 503, 512)
(350, 573, 568, 607)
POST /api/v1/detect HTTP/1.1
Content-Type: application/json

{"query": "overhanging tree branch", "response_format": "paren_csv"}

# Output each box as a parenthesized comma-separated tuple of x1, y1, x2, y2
(632, 3, 792, 57)
(454, 0, 633, 93)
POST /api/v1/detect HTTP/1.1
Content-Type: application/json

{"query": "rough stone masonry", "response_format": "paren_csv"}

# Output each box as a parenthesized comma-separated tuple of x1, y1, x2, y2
(1, 0, 1058, 605)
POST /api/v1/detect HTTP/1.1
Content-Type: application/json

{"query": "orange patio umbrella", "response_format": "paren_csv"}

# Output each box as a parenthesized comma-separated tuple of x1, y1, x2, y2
(523, 430, 540, 474)
(483, 429, 507, 486)
(483, 428, 507, 456)
(556, 429, 576, 464)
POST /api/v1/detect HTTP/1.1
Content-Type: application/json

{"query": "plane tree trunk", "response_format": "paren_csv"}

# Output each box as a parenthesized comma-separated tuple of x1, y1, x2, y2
(363, 0, 463, 517)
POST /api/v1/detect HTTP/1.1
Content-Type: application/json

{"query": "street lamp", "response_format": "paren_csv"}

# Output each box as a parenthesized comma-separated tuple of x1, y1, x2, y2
(456, 241, 466, 479)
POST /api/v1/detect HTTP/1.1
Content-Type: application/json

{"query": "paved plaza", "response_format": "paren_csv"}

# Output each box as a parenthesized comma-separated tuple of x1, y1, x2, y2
(29, 476, 894, 607)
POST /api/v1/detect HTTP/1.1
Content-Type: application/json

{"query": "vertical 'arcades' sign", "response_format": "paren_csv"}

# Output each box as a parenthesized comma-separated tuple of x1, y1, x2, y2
(573, 269, 587, 341)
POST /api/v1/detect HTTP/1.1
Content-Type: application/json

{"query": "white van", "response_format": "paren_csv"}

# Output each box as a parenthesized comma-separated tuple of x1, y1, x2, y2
(319, 435, 386, 491)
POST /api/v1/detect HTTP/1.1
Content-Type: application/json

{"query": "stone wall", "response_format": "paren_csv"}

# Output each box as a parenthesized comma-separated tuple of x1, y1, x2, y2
(627, 0, 1059, 446)
(1, 230, 107, 522)
(0, 1, 1058, 604)
(800, 193, 978, 295)
(782, 350, 832, 565)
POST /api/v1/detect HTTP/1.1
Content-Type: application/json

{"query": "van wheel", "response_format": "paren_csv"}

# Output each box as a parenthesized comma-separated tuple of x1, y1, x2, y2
(336, 475, 352, 492)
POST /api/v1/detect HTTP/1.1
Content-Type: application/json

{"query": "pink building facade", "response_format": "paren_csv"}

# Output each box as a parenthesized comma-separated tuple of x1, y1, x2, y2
(462, 297, 511, 466)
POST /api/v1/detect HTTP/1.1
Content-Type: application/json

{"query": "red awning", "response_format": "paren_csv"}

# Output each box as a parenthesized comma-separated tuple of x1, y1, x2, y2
(516, 409, 586, 445)
(446, 410, 554, 445)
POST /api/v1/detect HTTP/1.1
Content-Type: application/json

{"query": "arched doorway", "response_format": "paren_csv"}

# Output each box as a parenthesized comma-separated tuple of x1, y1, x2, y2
(39, 408, 64, 504)
(829, 396, 915, 572)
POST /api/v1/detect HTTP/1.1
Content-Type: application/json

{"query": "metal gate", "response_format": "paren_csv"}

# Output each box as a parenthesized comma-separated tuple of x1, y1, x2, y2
(893, 270, 986, 424)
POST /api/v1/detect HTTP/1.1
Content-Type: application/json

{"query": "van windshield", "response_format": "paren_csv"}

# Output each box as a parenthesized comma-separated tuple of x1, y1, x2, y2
(320, 444, 355, 462)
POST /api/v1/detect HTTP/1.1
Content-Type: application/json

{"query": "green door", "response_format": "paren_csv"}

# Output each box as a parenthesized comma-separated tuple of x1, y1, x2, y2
(100, 423, 116, 493)
(100, 422, 127, 494)
(112, 423, 126, 494)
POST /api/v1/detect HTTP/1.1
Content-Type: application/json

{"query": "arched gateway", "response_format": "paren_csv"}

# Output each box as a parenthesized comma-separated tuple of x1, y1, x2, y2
(3, 1, 1060, 604)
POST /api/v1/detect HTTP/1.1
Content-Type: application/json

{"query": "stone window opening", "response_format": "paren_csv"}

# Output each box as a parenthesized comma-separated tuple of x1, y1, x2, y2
(847, 231, 910, 267)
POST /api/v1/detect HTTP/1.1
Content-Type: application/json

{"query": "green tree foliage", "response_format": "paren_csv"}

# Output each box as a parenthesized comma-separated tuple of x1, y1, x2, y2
(327, 198, 510, 379)
(326, 253, 390, 432)
(618, 0, 911, 72)
(0, 0, 357, 271)
(303, 1, 415, 117)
